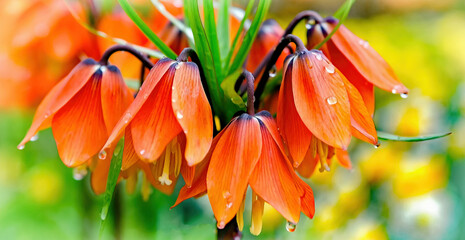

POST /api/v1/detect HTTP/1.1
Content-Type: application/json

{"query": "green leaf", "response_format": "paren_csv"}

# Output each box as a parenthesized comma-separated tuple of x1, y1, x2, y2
(223, 0, 255, 73)
(228, 0, 271, 75)
(218, 0, 232, 61)
(63, 0, 164, 58)
(150, 0, 194, 45)
(221, 69, 246, 111)
(184, 0, 224, 119)
(203, 0, 223, 80)
(377, 131, 452, 142)
(100, 140, 124, 221)
(314, 0, 356, 49)
(118, 0, 177, 59)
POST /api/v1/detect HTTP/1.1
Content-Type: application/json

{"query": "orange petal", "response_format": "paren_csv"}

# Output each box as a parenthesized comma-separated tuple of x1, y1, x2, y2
(102, 58, 174, 152)
(335, 149, 352, 169)
(296, 149, 318, 178)
(249, 122, 301, 223)
(342, 77, 378, 145)
(172, 62, 213, 166)
(327, 23, 408, 95)
(172, 127, 227, 209)
(207, 114, 262, 227)
(91, 148, 114, 195)
(121, 125, 139, 171)
(131, 64, 182, 162)
(18, 59, 98, 148)
(101, 65, 134, 135)
(292, 51, 351, 149)
(277, 60, 312, 166)
(294, 177, 315, 219)
(51, 72, 108, 167)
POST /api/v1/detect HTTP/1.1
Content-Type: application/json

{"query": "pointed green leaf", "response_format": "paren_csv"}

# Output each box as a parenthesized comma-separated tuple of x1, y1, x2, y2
(223, 0, 255, 73)
(315, 0, 356, 49)
(118, 0, 177, 59)
(228, 0, 271, 75)
(377, 131, 451, 142)
(203, 0, 223, 79)
(218, 0, 232, 61)
(100, 140, 124, 221)
(184, 0, 224, 119)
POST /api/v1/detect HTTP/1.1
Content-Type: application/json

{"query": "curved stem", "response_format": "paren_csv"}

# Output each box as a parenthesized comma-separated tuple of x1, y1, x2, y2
(254, 34, 306, 109)
(99, 45, 154, 69)
(283, 10, 324, 36)
(243, 71, 255, 115)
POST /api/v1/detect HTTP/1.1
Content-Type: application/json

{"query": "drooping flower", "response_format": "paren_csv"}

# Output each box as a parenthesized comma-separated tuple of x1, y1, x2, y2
(101, 57, 213, 192)
(246, 19, 290, 76)
(307, 17, 409, 114)
(173, 111, 315, 235)
(277, 49, 378, 171)
(17, 58, 133, 193)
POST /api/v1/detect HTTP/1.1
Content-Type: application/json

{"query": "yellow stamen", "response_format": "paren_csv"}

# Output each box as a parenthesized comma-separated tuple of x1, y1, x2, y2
(317, 140, 330, 172)
(214, 115, 221, 132)
(250, 192, 264, 236)
(125, 170, 138, 194)
(158, 143, 172, 185)
(309, 136, 318, 158)
(236, 196, 246, 231)
(141, 173, 152, 201)
(173, 137, 182, 177)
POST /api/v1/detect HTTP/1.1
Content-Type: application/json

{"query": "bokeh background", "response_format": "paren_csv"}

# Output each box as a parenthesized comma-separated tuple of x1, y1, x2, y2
(1, 0, 465, 239)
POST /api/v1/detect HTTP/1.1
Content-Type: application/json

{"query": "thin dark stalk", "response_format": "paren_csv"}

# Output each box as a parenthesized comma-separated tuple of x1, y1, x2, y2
(99, 45, 154, 69)
(254, 35, 306, 109)
(235, 71, 255, 115)
(282, 10, 324, 36)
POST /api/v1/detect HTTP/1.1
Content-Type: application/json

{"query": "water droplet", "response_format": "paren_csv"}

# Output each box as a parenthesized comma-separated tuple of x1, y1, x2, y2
(293, 161, 300, 168)
(400, 93, 408, 99)
(143, 93, 149, 99)
(391, 89, 397, 94)
(223, 191, 231, 199)
(123, 112, 132, 123)
(17, 144, 25, 150)
(30, 134, 39, 142)
(311, 51, 322, 61)
(183, 130, 188, 134)
(326, 96, 337, 105)
(286, 221, 297, 232)
(73, 167, 88, 180)
(218, 221, 226, 229)
(176, 111, 184, 119)
(140, 149, 146, 155)
(98, 150, 107, 160)
(325, 65, 335, 74)
(172, 98, 176, 103)
(226, 202, 233, 208)
(374, 142, 381, 148)
(44, 112, 50, 119)
(305, 19, 315, 30)
(269, 65, 277, 77)
(175, 62, 182, 69)
(359, 39, 369, 48)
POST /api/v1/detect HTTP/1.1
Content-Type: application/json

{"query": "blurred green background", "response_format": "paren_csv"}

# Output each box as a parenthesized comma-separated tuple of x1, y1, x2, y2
(1, 0, 465, 239)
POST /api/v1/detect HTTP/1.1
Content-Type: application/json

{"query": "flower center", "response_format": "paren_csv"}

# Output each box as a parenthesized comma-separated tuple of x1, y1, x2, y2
(157, 136, 182, 185)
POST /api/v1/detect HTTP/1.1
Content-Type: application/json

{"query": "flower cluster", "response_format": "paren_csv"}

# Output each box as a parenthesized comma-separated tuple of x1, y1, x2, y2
(18, 3, 408, 236)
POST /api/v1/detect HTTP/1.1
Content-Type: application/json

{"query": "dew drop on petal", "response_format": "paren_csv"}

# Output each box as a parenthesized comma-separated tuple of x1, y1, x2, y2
(400, 93, 408, 99)
(359, 39, 369, 48)
(176, 111, 184, 119)
(226, 202, 233, 208)
(98, 150, 107, 160)
(286, 221, 297, 232)
(123, 112, 132, 123)
(326, 96, 337, 105)
(223, 191, 231, 199)
(73, 167, 88, 180)
(218, 221, 226, 229)
(325, 65, 335, 74)
(269, 65, 277, 77)
(140, 149, 146, 155)
(374, 142, 381, 149)
(30, 134, 39, 142)
(311, 51, 322, 61)
(17, 144, 25, 150)
(172, 98, 176, 103)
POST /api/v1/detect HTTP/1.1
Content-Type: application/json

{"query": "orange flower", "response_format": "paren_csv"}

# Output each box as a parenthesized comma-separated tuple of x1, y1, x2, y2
(277, 49, 377, 172)
(173, 111, 315, 235)
(246, 19, 289, 76)
(307, 17, 408, 114)
(101, 57, 213, 193)
(18, 59, 133, 165)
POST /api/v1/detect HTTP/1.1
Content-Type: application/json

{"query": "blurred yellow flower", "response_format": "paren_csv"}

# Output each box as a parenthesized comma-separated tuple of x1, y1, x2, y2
(26, 168, 63, 204)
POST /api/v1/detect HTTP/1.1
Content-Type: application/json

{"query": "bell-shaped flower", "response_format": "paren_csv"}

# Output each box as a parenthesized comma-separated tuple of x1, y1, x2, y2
(277, 50, 378, 170)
